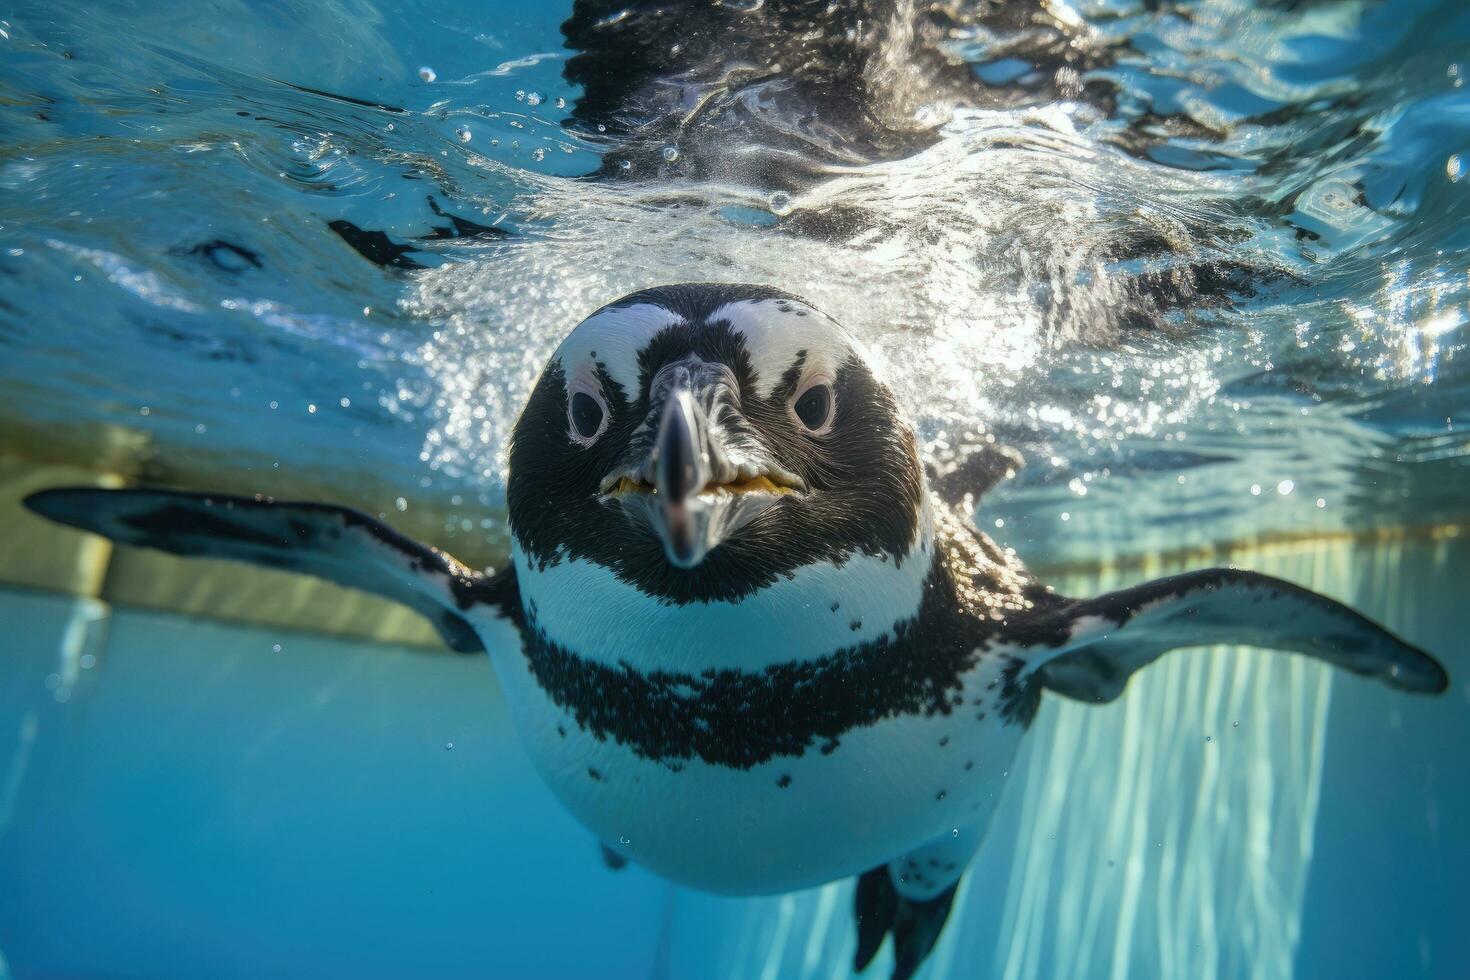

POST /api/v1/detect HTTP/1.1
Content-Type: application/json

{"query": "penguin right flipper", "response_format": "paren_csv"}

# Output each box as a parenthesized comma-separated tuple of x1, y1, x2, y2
(1026, 568, 1448, 703)
(23, 486, 518, 652)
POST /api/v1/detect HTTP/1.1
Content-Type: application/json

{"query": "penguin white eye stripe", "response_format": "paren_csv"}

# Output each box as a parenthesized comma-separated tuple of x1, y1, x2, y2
(566, 378, 609, 446)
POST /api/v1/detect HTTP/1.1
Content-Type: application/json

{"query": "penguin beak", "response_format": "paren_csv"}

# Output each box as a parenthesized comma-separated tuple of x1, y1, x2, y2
(653, 389, 714, 568)
(599, 357, 805, 569)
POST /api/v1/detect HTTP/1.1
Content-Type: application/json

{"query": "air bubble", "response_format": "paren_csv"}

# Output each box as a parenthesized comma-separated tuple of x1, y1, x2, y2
(417, 66, 437, 83)
(768, 191, 792, 216)
(445, 742, 455, 750)
(661, 145, 679, 162)
(456, 127, 472, 143)
(532, 148, 547, 162)
(271, 643, 282, 653)
(618, 836, 631, 845)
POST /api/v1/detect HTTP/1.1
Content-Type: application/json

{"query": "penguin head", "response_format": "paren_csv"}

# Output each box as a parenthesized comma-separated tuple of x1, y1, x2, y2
(507, 283, 927, 603)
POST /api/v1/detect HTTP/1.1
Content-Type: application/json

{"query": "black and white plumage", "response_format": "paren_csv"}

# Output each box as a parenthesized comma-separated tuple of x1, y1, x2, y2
(26, 284, 1449, 980)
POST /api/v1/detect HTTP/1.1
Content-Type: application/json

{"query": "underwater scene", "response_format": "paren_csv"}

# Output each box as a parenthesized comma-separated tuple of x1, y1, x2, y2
(0, 0, 1466, 978)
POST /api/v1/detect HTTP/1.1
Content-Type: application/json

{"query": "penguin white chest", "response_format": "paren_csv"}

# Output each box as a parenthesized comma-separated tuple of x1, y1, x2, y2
(483, 548, 1028, 894)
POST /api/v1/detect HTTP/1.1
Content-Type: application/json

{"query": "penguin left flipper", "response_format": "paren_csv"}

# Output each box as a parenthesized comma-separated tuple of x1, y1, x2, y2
(23, 487, 518, 652)
(1023, 567, 1449, 703)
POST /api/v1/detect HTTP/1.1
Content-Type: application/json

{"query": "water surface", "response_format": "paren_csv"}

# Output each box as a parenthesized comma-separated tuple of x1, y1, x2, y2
(2, 0, 1466, 565)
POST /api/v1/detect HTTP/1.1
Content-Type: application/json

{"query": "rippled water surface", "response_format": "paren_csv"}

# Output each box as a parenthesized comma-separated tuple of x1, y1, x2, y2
(3, 0, 1468, 565)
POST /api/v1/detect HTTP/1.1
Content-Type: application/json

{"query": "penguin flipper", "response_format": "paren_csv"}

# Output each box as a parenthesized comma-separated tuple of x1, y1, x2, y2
(1026, 568, 1448, 703)
(23, 487, 517, 652)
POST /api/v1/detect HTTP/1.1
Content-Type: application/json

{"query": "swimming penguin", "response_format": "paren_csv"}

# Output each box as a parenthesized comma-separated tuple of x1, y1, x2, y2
(26, 284, 1449, 979)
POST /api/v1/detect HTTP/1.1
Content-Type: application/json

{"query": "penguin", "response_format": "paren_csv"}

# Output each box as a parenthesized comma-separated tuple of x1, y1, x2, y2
(25, 283, 1449, 980)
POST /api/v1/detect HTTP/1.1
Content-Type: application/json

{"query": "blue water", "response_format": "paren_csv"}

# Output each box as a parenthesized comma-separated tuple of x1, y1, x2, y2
(2, 544, 1466, 979)
(1, 0, 1468, 977)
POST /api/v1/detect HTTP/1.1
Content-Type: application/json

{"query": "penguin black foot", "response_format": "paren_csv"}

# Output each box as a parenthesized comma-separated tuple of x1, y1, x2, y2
(853, 867, 959, 980)
(599, 842, 628, 871)
(854, 866, 900, 973)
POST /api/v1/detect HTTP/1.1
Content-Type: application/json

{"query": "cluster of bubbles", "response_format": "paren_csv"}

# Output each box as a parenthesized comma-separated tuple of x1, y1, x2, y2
(402, 104, 1243, 482)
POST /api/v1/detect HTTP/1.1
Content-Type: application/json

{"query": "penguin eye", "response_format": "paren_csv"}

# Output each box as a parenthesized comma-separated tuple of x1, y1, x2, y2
(568, 387, 609, 445)
(791, 380, 835, 434)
